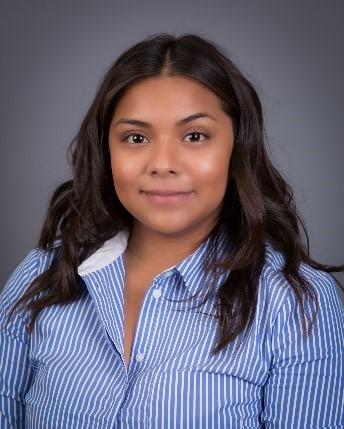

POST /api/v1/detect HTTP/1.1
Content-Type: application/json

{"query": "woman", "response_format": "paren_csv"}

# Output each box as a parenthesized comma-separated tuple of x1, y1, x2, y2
(1, 33, 343, 428)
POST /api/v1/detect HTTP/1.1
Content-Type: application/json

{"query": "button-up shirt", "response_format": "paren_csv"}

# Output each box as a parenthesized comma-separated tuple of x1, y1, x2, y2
(0, 229, 343, 428)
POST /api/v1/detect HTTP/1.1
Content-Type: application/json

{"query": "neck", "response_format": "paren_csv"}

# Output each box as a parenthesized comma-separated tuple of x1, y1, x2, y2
(124, 222, 214, 272)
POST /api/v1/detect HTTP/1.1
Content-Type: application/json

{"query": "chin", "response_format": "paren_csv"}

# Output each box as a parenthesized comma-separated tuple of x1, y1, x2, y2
(142, 221, 195, 237)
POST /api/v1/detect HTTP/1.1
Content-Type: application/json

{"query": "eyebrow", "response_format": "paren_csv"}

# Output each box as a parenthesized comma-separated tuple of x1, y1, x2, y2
(113, 111, 216, 128)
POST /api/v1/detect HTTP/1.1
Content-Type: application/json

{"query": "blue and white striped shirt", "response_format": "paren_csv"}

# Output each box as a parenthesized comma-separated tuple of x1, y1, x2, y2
(1, 229, 343, 428)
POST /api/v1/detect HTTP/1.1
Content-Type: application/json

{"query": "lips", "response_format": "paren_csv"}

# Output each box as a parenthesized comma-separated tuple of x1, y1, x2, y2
(142, 190, 192, 196)
(142, 190, 193, 205)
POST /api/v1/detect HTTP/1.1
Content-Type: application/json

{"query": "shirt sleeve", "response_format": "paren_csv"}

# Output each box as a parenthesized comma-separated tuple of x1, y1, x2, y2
(260, 268, 344, 428)
(0, 249, 38, 429)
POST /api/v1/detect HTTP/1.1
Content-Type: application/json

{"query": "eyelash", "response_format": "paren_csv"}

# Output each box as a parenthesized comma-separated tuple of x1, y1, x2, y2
(120, 129, 210, 145)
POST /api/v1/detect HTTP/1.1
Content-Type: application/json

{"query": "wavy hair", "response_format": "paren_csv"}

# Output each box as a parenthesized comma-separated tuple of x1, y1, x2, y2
(6, 32, 344, 355)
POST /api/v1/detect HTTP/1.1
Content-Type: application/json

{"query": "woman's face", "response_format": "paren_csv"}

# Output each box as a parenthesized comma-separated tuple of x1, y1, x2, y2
(108, 75, 234, 238)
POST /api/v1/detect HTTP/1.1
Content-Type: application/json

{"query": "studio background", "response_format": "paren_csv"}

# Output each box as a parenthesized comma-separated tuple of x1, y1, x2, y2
(1, 0, 343, 303)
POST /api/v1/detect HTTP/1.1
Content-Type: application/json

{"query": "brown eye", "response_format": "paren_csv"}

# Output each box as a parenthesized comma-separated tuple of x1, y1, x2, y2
(122, 133, 148, 144)
(184, 131, 209, 143)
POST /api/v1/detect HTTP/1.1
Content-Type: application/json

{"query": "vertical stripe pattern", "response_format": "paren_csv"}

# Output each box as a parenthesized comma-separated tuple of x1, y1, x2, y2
(0, 231, 343, 428)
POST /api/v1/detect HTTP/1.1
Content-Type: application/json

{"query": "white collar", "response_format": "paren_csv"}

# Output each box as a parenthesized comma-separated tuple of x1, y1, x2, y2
(77, 229, 130, 276)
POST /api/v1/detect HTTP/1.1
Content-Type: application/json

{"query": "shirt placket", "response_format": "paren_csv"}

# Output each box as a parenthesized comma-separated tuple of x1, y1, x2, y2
(127, 269, 174, 378)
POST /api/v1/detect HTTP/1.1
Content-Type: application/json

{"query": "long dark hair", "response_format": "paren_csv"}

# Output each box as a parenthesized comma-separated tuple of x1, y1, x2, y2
(6, 32, 344, 355)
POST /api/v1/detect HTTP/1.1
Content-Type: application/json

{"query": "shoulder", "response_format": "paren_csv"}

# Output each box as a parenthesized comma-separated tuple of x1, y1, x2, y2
(259, 243, 343, 328)
(3, 239, 62, 288)
(0, 240, 62, 341)
(258, 246, 343, 427)
(263, 242, 341, 297)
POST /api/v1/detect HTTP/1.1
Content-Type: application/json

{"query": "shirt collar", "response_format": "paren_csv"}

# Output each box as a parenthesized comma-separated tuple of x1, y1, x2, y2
(173, 231, 230, 297)
(77, 229, 130, 277)
(77, 228, 230, 296)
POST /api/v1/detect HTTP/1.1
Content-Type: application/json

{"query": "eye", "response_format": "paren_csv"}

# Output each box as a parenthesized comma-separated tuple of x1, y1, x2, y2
(183, 130, 209, 143)
(121, 132, 149, 144)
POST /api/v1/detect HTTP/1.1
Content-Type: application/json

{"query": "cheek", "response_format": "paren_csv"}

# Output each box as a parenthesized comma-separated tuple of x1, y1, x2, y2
(110, 153, 139, 189)
(193, 154, 230, 192)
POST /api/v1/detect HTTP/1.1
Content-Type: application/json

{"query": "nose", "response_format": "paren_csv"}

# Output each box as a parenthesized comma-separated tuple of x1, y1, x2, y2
(146, 140, 180, 176)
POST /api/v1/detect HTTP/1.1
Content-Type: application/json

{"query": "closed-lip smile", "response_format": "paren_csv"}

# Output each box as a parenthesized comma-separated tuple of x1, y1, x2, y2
(141, 189, 193, 205)
(142, 190, 192, 196)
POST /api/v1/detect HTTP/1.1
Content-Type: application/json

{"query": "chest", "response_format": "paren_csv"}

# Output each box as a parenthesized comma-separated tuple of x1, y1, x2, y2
(123, 271, 153, 369)
(27, 288, 267, 428)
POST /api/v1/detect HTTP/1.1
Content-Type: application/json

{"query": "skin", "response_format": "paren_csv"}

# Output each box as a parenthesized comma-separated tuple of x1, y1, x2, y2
(108, 75, 234, 276)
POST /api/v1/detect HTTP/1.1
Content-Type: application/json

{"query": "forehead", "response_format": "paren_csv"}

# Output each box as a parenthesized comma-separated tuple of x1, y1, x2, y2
(113, 75, 224, 116)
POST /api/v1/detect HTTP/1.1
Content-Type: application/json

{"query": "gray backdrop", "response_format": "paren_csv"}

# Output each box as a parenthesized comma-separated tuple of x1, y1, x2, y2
(1, 0, 343, 302)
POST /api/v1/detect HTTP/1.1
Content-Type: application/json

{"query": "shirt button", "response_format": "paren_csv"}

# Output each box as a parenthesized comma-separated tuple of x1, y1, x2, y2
(135, 352, 144, 363)
(162, 269, 174, 278)
(152, 288, 162, 299)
